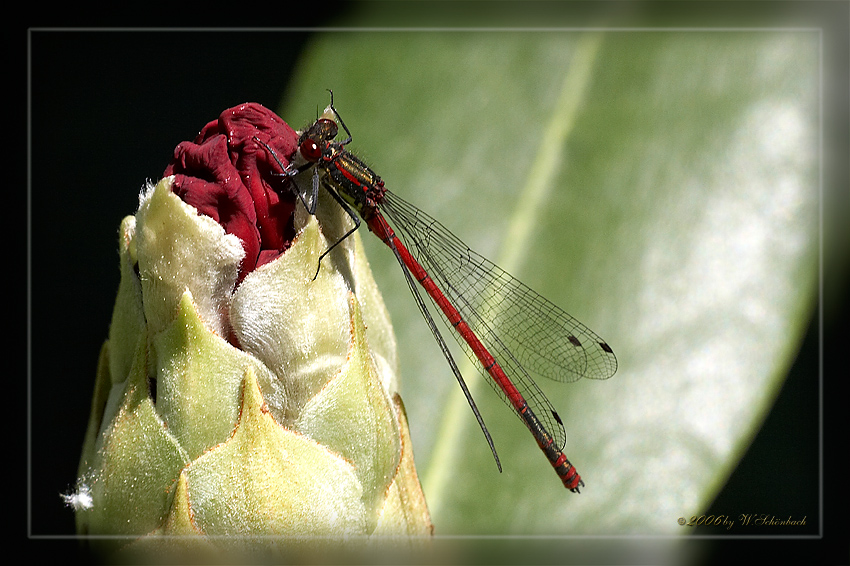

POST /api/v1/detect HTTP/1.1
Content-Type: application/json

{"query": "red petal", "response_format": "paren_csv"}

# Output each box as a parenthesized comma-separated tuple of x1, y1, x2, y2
(163, 103, 300, 282)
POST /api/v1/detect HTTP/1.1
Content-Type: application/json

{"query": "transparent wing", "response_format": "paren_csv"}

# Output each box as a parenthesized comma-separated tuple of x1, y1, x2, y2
(380, 190, 617, 449)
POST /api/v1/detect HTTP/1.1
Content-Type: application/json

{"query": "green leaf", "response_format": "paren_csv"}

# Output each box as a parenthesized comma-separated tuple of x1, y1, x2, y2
(279, 28, 819, 536)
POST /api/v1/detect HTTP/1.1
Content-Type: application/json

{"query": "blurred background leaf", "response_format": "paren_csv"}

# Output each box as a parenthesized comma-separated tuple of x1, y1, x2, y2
(279, 23, 819, 537)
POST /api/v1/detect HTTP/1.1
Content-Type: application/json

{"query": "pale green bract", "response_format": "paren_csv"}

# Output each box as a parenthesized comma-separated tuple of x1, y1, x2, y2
(70, 177, 432, 552)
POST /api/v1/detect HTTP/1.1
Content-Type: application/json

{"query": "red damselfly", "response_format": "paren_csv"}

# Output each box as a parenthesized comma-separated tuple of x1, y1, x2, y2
(256, 92, 617, 492)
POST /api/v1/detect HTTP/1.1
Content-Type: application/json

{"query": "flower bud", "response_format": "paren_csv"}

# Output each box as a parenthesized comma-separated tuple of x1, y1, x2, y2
(69, 103, 432, 552)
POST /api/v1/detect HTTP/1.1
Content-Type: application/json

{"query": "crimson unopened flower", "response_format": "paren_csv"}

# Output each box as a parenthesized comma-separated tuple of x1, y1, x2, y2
(69, 102, 432, 547)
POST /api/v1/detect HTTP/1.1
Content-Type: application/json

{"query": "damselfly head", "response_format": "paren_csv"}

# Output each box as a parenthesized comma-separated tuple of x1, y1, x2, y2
(296, 117, 339, 164)
(300, 118, 338, 144)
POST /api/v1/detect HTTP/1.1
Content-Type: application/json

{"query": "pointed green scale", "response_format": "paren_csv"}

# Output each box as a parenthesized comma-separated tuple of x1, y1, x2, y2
(184, 367, 368, 535)
(83, 332, 189, 536)
(153, 289, 279, 461)
(296, 294, 401, 529)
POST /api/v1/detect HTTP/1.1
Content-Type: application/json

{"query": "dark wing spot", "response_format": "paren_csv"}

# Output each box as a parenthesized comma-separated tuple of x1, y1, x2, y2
(552, 410, 564, 426)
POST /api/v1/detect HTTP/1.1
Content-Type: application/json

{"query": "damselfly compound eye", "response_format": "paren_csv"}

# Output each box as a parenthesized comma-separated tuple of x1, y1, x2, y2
(300, 139, 322, 162)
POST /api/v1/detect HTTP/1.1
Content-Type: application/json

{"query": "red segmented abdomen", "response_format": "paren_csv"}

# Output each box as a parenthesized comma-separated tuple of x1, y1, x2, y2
(368, 213, 527, 408)
(367, 212, 585, 492)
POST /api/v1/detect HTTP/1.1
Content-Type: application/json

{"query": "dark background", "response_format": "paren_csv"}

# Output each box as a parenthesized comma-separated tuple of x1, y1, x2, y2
(25, 5, 847, 564)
